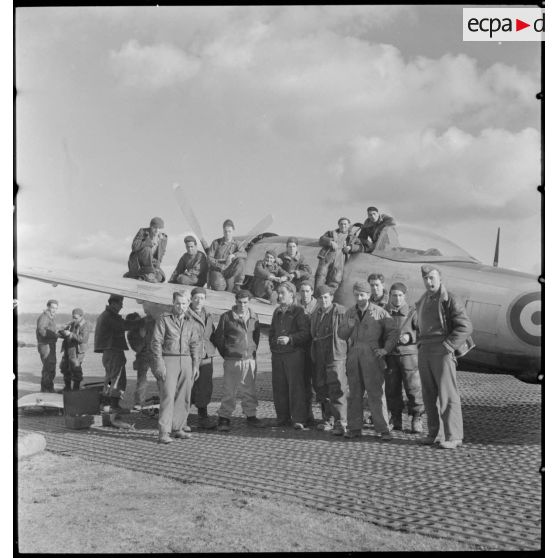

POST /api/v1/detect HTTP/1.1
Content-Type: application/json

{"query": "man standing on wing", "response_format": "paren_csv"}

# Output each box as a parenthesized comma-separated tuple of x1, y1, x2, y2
(36, 299, 61, 393)
(215, 290, 265, 432)
(151, 291, 202, 444)
(415, 265, 474, 450)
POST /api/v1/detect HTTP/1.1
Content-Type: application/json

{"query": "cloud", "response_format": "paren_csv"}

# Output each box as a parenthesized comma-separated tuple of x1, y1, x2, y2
(109, 40, 201, 89)
(333, 126, 539, 224)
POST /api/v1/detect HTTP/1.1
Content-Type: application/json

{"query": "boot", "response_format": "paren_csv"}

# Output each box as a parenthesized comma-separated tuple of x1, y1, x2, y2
(72, 381, 81, 391)
(390, 413, 403, 431)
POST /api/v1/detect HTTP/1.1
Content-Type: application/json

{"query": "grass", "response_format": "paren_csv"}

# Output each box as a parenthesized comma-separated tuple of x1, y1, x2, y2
(17, 450, 479, 553)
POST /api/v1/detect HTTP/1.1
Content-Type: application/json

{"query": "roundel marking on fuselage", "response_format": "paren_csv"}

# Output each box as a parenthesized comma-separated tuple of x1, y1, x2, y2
(507, 291, 541, 347)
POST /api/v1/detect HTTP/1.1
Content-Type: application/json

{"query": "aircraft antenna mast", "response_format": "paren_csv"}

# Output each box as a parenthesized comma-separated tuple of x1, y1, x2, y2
(493, 227, 501, 267)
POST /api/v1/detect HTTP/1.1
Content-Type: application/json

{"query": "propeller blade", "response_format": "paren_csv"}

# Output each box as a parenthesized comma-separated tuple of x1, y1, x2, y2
(238, 214, 274, 250)
(493, 227, 500, 267)
(172, 183, 209, 250)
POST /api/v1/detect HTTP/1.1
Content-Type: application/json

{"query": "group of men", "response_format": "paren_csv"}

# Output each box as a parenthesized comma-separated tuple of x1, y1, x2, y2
(34, 207, 473, 450)
(122, 206, 394, 299)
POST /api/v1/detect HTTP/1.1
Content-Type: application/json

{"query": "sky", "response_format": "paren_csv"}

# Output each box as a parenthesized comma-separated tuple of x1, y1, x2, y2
(14, 5, 542, 313)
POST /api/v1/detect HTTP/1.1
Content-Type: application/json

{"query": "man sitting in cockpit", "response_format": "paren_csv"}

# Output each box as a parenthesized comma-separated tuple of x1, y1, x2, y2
(358, 206, 396, 253)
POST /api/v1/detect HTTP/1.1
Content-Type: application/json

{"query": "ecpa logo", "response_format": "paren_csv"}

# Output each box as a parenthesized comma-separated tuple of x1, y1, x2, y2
(463, 8, 544, 41)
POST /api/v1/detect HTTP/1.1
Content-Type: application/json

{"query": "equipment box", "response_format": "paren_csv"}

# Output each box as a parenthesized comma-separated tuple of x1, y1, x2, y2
(63, 385, 102, 416)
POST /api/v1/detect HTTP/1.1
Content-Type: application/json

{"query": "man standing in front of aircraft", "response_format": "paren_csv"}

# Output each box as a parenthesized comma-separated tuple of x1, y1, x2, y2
(298, 280, 319, 426)
(338, 281, 398, 439)
(375, 283, 424, 433)
(368, 273, 389, 308)
(94, 295, 137, 412)
(36, 299, 61, 393)
(415, 265, 474, 449)
(310, 285, 348, 434)
(169, 235, 208, 287)
(187, 287, 218, 429)
(358, 206, 396, 252)
(151, 291, 202, 444)
(207, 219, 248, 292)
(125, 217, 167, 283)
(315, 217, 361, 294)
(59, 307, 90, 392)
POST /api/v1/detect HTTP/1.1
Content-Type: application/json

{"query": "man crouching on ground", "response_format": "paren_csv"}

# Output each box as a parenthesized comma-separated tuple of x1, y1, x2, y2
(151, 291, 202, 444)
(214, 290, 265, 431)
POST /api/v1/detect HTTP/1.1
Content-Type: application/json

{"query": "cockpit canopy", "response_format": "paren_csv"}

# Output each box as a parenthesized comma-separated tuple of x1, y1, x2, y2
(373, 225, 479, 263)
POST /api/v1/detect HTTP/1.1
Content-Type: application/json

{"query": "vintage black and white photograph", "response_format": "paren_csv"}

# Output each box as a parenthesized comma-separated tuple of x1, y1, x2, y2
(15, 4, 542, 552)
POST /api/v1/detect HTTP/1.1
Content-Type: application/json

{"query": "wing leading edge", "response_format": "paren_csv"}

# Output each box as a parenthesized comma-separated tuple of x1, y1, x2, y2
(18, 266, 275, 325)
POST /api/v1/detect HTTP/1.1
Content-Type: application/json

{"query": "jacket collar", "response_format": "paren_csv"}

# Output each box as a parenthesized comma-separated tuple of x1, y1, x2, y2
(187, 306, 207, 325)
(385, 302, 410, 316)
(282, 251, 300, 262)
(419, 284, 449, 304)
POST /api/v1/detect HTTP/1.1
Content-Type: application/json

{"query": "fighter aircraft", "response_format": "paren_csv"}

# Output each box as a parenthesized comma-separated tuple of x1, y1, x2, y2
(18, 188, 541, 384)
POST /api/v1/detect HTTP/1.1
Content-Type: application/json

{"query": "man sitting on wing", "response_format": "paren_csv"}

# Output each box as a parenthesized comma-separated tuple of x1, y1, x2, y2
(207, 219, 247, 293)
(125, 217, 167, 283)
(252, 249, 289, 303)
(169, 235, 208, 287)
(277, 237, 313, 291)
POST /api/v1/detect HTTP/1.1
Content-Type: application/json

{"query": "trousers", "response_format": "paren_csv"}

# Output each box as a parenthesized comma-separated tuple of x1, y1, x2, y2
(418, 344, 463, 442)
(346, 344, 389, 433)
(133, 354, 151, 406)
(271, 350, 307, 424)
(303, 349, 315, 421)
(218, 358, 258, 419)
(60, 347, 84, 384)
(102, 350, 127, 399)
(191, 357, 214, 409)
(208, 258, 246, 292)
(38, 343, 57, 392)
(314, 252, 345, 292)
(313, 347, 347, 424)
(385, 354, 424, 418)
(157, 355, 195, 435)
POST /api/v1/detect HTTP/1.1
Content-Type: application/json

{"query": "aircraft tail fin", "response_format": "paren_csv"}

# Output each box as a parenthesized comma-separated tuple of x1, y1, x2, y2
(493, 227, 500, 267)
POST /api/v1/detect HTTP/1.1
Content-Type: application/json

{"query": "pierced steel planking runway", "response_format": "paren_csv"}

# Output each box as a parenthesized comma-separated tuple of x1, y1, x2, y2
(18, 370, 541, 551)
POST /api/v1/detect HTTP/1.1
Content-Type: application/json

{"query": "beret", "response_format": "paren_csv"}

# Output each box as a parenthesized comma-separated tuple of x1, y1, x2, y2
(421, 264, 441, 277)
(47, 299, 58, 306)
(150, 217, 164, 228)
(72, 308, 84, 317)
(223, 219, 235, 229)
(191, 287, 207, 297)
(315, 285, 333, 297)
(184, 235, 197, 244)
(389, 282, 407, 294)
(235, 289, 253, 300)
(353, 281, 371, 294)
(108, 294, 124, 303)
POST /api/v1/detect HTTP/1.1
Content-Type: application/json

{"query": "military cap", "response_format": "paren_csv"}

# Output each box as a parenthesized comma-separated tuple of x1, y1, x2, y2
(235, 289, 253, 301)
(46, 299, 59, 307)
(286, 236, 299, 246)
(184, 235, 197, 244)
(389, 282, 407, 294)
(298, 280, 314, 291)
(223, 219, 235, 229)
(108, 294, 124, 304)
(265, 249, 277, 259)
(315, 285, 333, 297)
(72, 307, 84, 317)
(337, 216, 351, 225)
(421, 264, 441, 277)
(353, 280, 371, 294)
(150, 217, 164, 228)
(191, 287, 206, 297)
(367, 206, 378, 213)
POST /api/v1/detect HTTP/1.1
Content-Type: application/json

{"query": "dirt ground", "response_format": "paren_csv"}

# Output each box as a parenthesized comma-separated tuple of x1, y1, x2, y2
(17, 451, 477, 553)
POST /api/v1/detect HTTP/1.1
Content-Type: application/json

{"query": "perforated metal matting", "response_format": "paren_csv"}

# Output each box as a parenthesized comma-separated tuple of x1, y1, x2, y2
(19, 371, 541, 551)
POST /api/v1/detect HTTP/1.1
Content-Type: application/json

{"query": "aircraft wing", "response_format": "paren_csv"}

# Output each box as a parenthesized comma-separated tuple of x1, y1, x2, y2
(18, 266, 276, 325)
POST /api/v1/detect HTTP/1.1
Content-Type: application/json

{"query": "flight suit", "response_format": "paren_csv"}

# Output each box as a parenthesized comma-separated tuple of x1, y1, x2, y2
(277, 251, 313, 291)
(310, 303, 348, 427)
(125, 227, 167, 283)
(252, 260, 289, 300)
(338, 303, 397, 433)
(269, 304, 311, 425)
(314, 229, 361, 293)
(169, 251, 208, 287)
